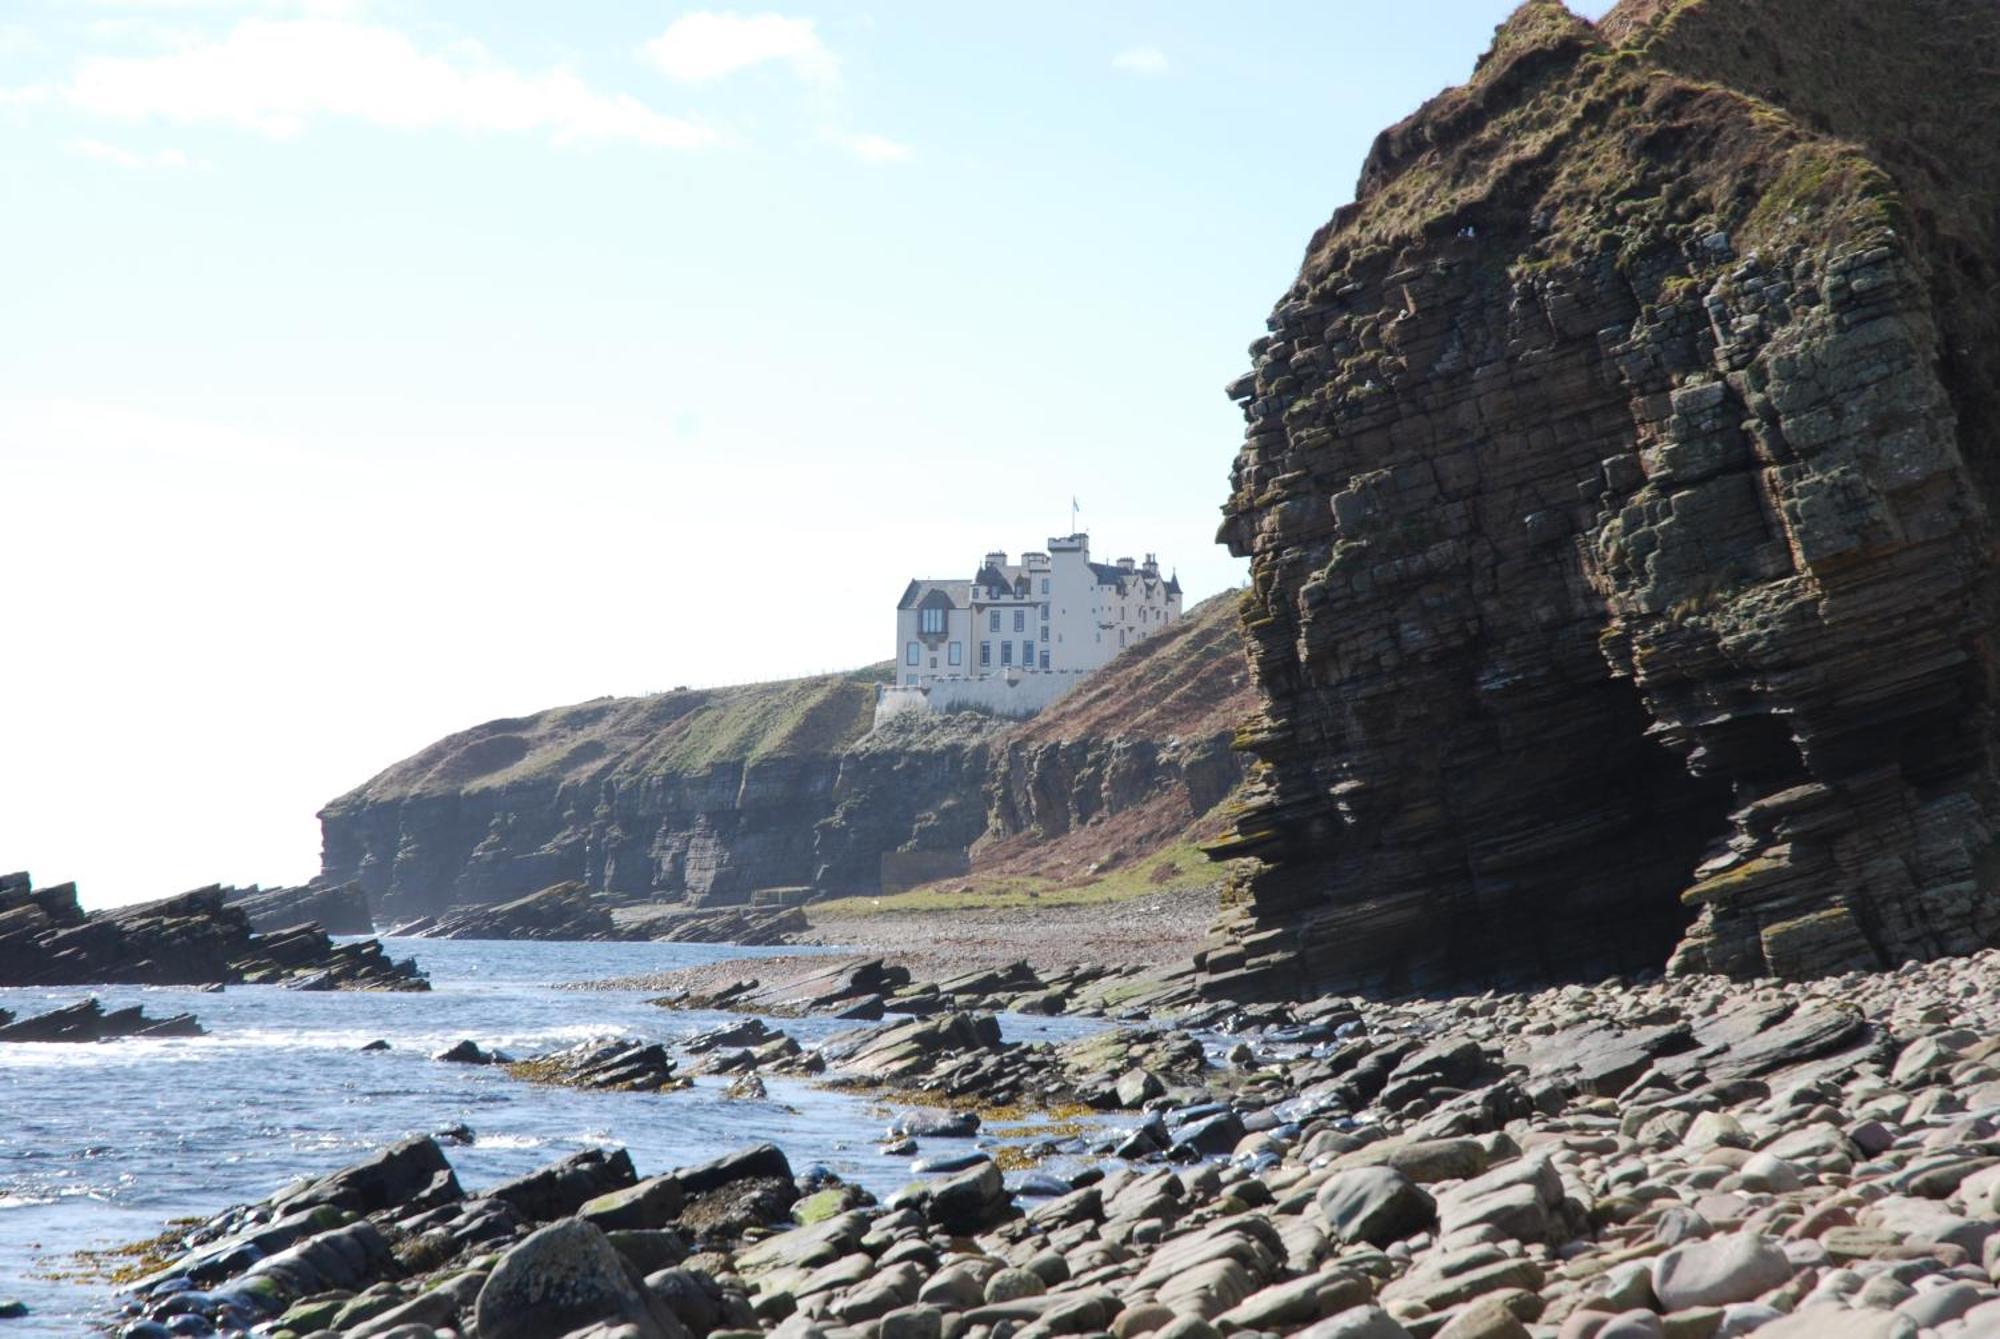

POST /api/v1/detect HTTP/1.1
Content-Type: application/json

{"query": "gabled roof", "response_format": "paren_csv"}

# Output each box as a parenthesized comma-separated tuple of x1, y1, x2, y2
(1088, 562, 1130, 590)
(899, 579, 971, 611)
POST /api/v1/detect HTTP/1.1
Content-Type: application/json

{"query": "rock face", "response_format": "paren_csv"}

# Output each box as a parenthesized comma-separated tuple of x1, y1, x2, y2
(981, 594, 1254, 873)
(319, 596, 1249, 925)
(1204, 0, 2000, 998)
(318, 671, 1005, 924)
(394, 879, 811, 946)
(395, 880, 625, 940)
(222, 881, 373, 935)
(0, 872, 427, 990)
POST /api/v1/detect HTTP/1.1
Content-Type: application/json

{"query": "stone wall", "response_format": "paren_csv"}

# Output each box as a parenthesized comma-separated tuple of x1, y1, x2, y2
(874, 671, 1090, 725)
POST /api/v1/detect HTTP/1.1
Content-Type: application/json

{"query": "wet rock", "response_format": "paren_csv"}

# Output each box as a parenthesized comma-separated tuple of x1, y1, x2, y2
(0, 998, 203, 1042)
(736, 1210, 870, 1276)
(399, 881, 623, 941)
(487, 1147, 638, 1223)
(271, 1136, 460, 1218)
(0, 877, 426, 991)
(508, 1037, 683, 1092)
(1171, 1109, 1248, 1159)
(890, 1109, 980, 1139)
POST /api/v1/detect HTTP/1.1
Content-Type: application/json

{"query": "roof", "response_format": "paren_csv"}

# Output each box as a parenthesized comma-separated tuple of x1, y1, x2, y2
(973, 564, 1011, 591)
(1088, 562, 1130, 590)
(1165, 574, 1182, 595)
(898, 579, 971, 611)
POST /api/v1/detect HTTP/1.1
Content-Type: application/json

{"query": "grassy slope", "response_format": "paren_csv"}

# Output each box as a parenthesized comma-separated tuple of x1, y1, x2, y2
(324, 664, 892, 809)
(831, 591, 1258, 910)
(809, 837, 1216, 917)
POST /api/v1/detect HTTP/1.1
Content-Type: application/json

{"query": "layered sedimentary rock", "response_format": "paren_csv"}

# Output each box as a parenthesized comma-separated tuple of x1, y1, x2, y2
(319, 672, 1004, 924)
(321, 596, 1250, 924)
(0, 872, 427, 990)
(0, 998, 204, 1042)
(392, 879, 807, 946)
(223, 880, 373, 935)
(1205, 0, 2000, 998)
(983, 593, 1253, 867)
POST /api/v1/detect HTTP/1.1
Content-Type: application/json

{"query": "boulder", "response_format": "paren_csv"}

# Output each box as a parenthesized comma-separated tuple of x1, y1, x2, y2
(487, 1148, 638, 1223)
(582, 1175, 687, 1232)
(1435, 1155, 1574, 1245)
(270, 1136, 460, 1217)
(475, 1218, 677, 1339)
(677, 1143, 793, 1197)
(1651, 1234, 1793, 1311)
(1318, 1167, 1437, 1246)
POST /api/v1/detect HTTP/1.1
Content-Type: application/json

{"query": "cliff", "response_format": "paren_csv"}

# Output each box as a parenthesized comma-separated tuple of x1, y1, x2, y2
(319, 667, 1004, 924)
(319, 597, 1251, 922)
(1204, 0, 2000, 998)
(977, 592, 1255, 881)
(223, 881, 373, 935)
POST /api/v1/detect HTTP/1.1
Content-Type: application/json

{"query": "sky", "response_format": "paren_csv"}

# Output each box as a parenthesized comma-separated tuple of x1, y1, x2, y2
(1, 0, 1617, 908)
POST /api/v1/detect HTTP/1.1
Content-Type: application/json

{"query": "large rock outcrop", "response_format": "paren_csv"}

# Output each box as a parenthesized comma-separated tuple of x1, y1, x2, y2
(392, 879, 807, 946)
(0, 873, 427, 990)
(223, 881, 373, 935)
(1204, 0, 2000, 998)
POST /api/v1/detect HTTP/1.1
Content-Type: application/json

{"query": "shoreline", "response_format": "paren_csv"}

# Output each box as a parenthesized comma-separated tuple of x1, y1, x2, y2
(82, 938, 2000, 1339)
(583, 884, 1220, 1002)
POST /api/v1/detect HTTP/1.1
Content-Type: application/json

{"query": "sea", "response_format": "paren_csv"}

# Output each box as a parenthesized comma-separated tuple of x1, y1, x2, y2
(0, 937, 1108, 1335)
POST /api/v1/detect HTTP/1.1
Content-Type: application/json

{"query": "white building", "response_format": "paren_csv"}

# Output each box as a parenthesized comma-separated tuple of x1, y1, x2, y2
(892, 533, 1182, 692)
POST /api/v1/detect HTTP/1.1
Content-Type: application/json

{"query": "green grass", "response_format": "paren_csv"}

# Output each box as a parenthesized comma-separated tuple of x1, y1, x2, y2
(811, 839, 1216, 917)
(637, 676, 878, 774)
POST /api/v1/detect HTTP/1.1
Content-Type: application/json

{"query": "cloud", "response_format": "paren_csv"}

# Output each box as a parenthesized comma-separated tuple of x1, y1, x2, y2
(71, 136, 202, 169)
(823, 128, 910, 164)
(51, 17, 715, 148)
(1111, 45, 1169, 75)
(643, 12, 837, 87)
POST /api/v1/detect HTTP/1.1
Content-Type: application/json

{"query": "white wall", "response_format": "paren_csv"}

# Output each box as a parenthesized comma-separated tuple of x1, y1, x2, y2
(895, 604, 973, 687)
(874, 668, 1088, 725)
